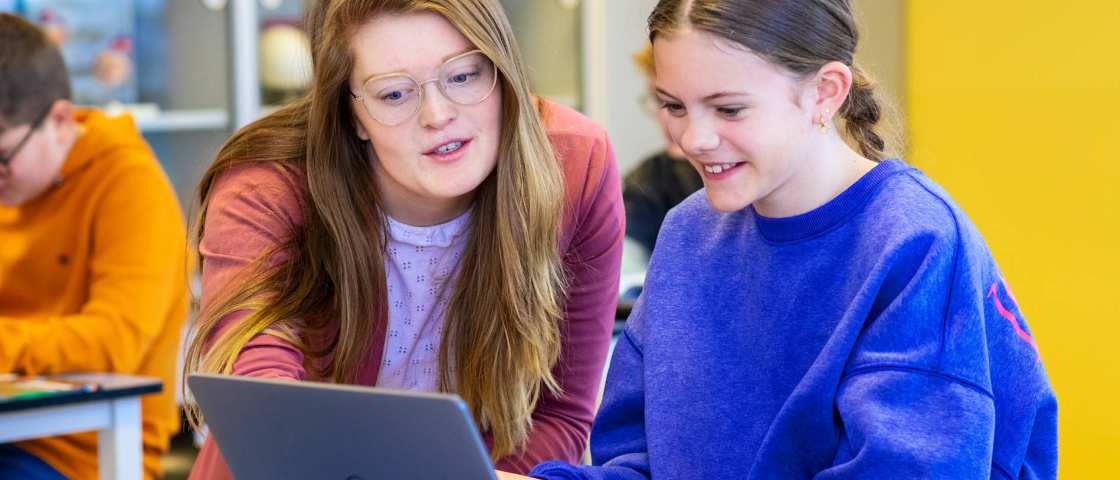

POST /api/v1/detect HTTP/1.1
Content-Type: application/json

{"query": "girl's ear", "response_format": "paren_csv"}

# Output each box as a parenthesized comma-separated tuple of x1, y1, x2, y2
(811, 61, 853, 120)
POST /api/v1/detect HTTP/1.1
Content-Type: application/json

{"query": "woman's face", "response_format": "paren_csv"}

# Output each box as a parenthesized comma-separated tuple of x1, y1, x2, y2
(349, 11, 502, 226)
(653, 28, 819, 214)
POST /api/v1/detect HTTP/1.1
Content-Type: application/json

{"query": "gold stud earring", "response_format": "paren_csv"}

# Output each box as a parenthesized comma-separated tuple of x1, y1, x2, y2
(819, 108, 831, 132)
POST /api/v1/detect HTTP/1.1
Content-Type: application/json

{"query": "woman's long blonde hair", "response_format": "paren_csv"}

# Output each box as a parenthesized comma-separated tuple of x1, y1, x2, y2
(183, 0, 567, 459)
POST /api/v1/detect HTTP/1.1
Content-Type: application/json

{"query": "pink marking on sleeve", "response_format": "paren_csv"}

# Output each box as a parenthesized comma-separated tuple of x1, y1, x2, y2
(988, 282, 1038, 353)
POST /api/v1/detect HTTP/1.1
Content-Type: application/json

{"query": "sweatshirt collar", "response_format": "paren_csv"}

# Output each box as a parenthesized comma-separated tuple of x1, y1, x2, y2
(752, 159, 909, 243)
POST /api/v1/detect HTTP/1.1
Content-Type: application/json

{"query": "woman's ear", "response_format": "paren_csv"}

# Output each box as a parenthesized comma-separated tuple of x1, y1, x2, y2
(813, 61, 853, 117)
(354, 114, 371, 141)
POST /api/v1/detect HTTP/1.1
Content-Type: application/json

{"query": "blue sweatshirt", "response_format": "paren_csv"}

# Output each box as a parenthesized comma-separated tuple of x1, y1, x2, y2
(531, 160, 1057, 479)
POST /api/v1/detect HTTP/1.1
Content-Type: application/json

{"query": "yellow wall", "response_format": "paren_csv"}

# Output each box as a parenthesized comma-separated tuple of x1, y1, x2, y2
(907, 2, 1120, 475)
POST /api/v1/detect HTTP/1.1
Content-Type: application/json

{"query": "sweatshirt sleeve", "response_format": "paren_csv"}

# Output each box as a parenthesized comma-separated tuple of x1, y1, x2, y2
(187, 164, 309, 480)
(495, 128, 624, 473)
(0, 162, 186, 374)
(819, 203, 1056, 479)
(817, 368, 996, 479)
(195, 163, 309, 381)
(529, 328, 651, 480)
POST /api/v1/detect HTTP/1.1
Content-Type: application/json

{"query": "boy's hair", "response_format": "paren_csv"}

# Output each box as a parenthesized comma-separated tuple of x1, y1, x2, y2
(0, 13, 71, 130)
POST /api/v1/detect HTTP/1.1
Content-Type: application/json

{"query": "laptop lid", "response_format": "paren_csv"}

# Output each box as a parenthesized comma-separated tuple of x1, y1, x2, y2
(188, 373, 497, 480)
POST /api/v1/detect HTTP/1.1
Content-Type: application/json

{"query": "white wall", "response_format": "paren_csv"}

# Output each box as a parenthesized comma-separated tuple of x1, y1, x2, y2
(502, 0, 584, 108)
(588, 0, 663, 175)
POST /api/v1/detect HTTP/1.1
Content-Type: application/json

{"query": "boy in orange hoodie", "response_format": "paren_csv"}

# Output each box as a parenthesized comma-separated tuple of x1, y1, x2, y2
(0, 13, 188, 480)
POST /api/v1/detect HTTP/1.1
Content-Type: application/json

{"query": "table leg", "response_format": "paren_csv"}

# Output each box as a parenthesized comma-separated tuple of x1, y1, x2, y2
(98, 397, 143, 480)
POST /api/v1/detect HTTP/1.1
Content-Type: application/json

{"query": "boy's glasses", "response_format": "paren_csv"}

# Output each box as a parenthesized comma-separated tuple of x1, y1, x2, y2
(0, 106, 51, 169)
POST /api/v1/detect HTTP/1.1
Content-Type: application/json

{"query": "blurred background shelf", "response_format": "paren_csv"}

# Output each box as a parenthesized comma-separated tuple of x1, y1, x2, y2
(135, 108, 228, 133)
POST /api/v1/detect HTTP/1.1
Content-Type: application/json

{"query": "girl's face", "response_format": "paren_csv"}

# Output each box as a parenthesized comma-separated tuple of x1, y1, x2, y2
(652, 28, 821, 214)
(349, 12, 502, 226)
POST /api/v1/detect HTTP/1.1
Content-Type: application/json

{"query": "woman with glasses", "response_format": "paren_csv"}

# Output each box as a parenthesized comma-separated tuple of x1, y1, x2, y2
(183, 0, 622, 478)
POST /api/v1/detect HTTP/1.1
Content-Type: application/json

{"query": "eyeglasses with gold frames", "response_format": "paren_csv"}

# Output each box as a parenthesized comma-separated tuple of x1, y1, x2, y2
(350, 49, 498, 127)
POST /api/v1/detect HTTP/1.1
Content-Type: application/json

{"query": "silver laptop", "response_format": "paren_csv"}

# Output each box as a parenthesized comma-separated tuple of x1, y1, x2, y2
(188, 373, 498, 480)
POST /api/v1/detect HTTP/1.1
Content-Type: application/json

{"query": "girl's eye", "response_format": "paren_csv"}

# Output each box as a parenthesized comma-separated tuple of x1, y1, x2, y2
(717, 107, 745, 118)
(662, 102, 686, 117)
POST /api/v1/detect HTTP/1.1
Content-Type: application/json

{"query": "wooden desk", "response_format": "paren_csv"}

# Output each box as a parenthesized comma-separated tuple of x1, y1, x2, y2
(0, 373, 161, 480)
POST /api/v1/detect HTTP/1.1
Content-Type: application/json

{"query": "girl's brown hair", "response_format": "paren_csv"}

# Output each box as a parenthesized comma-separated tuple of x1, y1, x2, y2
(649, 0, 890, 160)
(183, 0, 567, 459)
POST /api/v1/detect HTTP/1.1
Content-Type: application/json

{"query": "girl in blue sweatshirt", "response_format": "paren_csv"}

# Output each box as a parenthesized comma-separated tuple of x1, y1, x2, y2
(526, 0, 1058, 479)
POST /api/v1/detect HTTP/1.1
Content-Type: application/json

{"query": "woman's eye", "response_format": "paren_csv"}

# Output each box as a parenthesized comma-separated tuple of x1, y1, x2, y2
(378, 88, 413, 104)
(448, 72, 477, 84)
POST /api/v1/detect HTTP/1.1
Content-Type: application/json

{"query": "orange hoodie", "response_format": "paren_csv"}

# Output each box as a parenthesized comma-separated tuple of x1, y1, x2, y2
(0, 109, 189, 479)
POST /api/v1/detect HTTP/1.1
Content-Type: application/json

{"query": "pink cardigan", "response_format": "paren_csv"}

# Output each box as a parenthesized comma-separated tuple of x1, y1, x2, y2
(188, 100, 624, 478)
